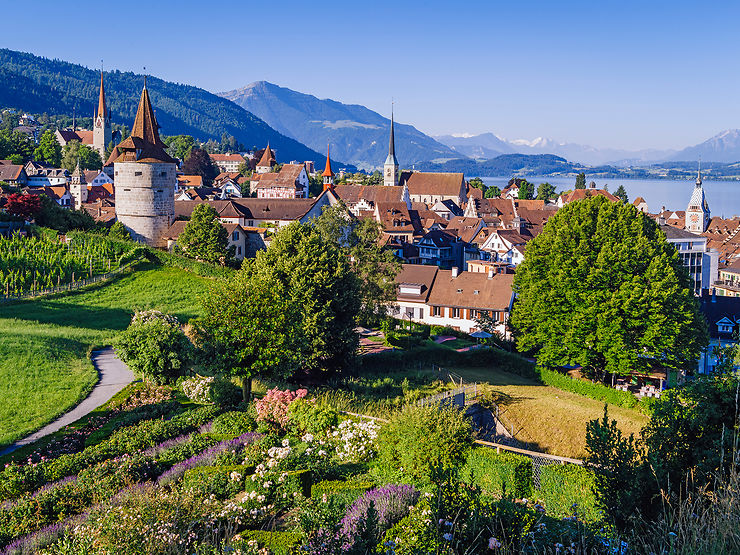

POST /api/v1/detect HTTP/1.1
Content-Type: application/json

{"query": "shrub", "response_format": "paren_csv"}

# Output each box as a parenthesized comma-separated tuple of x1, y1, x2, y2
(462, 447, 533, 499)
(311, 479, 374, 501)
(182, 464, 252, 499)
(377, 405, 472, 486)
(287, 398, 339, 435)
(115, 310, 191, 385)
(211, 411, 257, 436)
(245, 469, 313, 499)
(538, 464, 600, 522)
(255, 388, 307, 431)
(238, 531, 301, 555)
(331, 419, 379, 462)
(340, 483, 419, 549)
(181, 375, 242, 407)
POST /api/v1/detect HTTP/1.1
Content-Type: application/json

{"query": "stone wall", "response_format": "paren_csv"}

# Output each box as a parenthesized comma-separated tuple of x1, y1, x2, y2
(114, 162, 176, 247)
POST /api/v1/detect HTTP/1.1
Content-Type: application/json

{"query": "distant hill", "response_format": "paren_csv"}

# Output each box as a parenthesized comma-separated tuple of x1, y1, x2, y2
(434, 132, 675, 167)
(668, 129, 740, 163)
(218, 81, 460, 171)
(0, 49, 348, 168)
(416, 153, 587, 176)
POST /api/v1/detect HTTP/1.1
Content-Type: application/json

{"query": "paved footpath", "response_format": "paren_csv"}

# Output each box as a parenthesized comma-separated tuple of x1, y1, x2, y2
(0, 347, 135, 457)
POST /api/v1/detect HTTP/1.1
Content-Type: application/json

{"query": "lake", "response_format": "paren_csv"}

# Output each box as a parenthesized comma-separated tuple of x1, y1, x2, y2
(480, 177, 740, 219)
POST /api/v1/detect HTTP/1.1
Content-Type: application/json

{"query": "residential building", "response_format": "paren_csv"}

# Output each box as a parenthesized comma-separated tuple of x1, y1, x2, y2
(401, 171, 467, 207)
(252, 164, 309, 199)
(697, 292, 740, 374)
(416, 229, 463, 269)
(0, 164, 27, 186)
(633, 196, 649, 214)
(714, 262, 740, 297)
(391, 264, 439, 321)
(164, 220, 249, 261)
(210, 153, 246, 173)
(43, 186, 72, 207)
(24, 161, 68, 187)
(557, 188, 619, 207)
(661, 224, 718, 295)
(480, 229, 531, 266)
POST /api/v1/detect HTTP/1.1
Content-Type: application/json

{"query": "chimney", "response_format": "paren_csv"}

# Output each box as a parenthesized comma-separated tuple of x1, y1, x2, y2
(451, 267, 459, 278)
(488, 268, 494, 279)
(658, 215, 666, 226)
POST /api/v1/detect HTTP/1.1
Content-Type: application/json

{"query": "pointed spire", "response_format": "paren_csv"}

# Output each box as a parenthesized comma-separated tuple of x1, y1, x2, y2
(257, 143, 275, 168)
(696, 158, 702, 186)
(71, 159, 86, 183)
(322, 143, 334, 177)
(388, 106, 396, 158)
(97, 69, 107, 121)
(131, 85, 163, 146)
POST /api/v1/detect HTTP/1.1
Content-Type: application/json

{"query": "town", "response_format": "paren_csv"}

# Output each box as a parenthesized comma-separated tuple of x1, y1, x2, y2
(1, 15, 740, 553)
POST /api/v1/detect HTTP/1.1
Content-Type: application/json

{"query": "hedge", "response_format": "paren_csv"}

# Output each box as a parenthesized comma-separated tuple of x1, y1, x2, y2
(182, 464, 253, 499)
(238, 531, 301, 555)
(211, 411, 257, 436)
(463, 447, 533, 499)
(538, 464, 600, 523)
(537, 367, 653, 413)
(244, 469, 313, 499)
(311, 479, 374, 501)
(361, 345, 535, 378)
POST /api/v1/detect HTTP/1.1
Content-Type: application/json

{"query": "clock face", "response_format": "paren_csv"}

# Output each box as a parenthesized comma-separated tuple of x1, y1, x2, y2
(690, 214, 699, 223)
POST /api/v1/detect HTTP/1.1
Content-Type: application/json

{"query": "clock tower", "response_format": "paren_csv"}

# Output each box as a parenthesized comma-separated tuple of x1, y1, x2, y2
(383, 109, 399, 186)
(92, 70, 112, 161)
(685, 163, 710, 233)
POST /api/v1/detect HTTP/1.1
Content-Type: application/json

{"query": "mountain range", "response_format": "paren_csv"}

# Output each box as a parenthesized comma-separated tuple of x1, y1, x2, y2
(0, 49, 345, 168)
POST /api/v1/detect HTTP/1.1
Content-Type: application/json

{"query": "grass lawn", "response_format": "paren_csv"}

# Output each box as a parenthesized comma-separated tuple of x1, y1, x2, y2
(453, 366, 649, 459)
(0, 262, 207, 448)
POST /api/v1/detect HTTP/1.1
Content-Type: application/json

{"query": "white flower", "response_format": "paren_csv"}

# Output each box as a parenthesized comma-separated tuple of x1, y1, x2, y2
(302, 433, 314, 442)
(282, 438, 290, 447)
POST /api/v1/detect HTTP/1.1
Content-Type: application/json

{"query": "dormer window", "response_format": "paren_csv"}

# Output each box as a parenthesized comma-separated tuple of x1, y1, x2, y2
(718, 323, 733, 334)
(457, 288, 463, 293)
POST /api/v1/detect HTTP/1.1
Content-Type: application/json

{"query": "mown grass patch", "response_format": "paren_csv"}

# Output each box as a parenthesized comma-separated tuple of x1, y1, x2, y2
(0, 263, 208, 447)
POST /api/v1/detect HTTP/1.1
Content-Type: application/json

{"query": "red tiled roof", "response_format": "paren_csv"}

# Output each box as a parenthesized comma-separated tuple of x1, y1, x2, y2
(427, 270, 514, 311)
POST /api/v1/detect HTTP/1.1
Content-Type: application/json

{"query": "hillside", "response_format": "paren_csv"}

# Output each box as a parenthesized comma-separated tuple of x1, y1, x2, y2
(0, 49, 348, 168)
(668, 129, 740, 163)
(417, 153, 586, 176)
(219, 81, 460, 171)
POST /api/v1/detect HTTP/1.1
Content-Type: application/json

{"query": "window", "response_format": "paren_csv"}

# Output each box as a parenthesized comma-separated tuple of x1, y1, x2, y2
(432, 306, 441, 317)
(160, 171, 167, 177)
(237, 246, 242, 255)
(452, 308, 461, 318)
(473, 290, 479, 295)
(134, 171, 142, 177)
(718, 323, 733, 334)
(232, 230, 239, 241)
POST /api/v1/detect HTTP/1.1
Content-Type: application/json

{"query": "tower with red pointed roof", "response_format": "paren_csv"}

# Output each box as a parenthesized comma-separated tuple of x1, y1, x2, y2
(255, 143, 275, 174)
(92, 70, 111, 160)
(322, 143, 334, 192)
(108, 80, 177, 246)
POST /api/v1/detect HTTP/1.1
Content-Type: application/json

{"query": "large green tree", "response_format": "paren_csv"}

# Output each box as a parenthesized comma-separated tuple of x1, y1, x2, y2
(164, 134, 196, 162)
(517, 180, 534, 200)
(484, 185, 501, 198)
(197, 222, 362, 399)
(33, 129, 62, 166)
(536, 182, 556, 201)
(312, 202, 401, 325)
(575, 172, 586, 189)
(61, 140, 102, 171)
(614, 184, 628, 203)
(182, 147, 219, 185)
(178, 203, 231, 264)
(510, 195, 707, 378)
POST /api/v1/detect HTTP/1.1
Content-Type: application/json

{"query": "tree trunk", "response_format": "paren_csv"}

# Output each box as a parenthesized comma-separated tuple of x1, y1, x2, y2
(242, 376, 252, 403)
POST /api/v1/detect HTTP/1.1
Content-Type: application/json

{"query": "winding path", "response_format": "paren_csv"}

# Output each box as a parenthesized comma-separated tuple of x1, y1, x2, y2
(0, 347, 135, 457)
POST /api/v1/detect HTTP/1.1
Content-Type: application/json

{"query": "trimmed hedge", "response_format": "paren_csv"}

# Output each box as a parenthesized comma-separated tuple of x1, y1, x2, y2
(463, 447, 533, 499)
(238, 531, 301, 555)
(182, 464, 252, 499)
(361, 345, 535, 378)
(311, 479, 374, 501)
(245, 469, 313, 499)
(537, 367, 653, 413)
(211, 411, 257, 436)
(539, 464, 600, 523)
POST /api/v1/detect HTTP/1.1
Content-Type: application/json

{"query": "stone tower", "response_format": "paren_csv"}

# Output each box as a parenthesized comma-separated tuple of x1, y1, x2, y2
(69, 160, 87, 209)
(685, 163, 710, 233)
(92, 70, 112, 161)
(384, 109, 399, 187)
(107, 82, 177, 247)
(322, 143, 334, 192)
(255, 143, 275, 174)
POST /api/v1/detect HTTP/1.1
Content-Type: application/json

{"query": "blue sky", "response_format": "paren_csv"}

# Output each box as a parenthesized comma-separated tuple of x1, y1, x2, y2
(2, 1, 738, 150)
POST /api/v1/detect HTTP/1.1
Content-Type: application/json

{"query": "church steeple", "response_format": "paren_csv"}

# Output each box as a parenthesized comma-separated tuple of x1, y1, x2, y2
(322, 142, 335, 191)
(93, 68, 112, 161)
(383, 106, 399, 186)
(686, 159, 710, 233)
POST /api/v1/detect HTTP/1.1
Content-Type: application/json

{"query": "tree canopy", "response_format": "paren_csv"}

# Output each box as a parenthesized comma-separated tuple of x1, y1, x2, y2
(61, 140, 102, 171)
(178, 203, 231, 264)
(33, 129, 62, 167)
(575, 172, 586, 189)
(182, 147, 219, 186)
(484, 185, 501, 198)
(614, 184, 628, 203)
(536, 182, 556, 201)
(510, 196, 707, 377)
(196, 221, 362, 399)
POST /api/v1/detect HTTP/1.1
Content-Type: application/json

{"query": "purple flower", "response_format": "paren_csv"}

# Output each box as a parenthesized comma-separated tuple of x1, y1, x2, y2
(1, 520, 68, 555)
(141, 433, 191, 457)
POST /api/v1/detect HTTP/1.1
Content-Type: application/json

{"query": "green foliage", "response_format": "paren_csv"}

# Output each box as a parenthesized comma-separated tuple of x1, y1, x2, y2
(510, 195, 708, 377)
(178, 203, 231, 265)
(108, 220, 131, 241)
(539, 464, 600, 522)
(313, 202, 400, 326)
(182, 464, 252, 499)
(536, 182, 556, 201)
(310, 479, 374, 500)
(34, 194, 97, 233)
(182, 147, 219, 186)
(164, 134, 195, 161)
(468, 177, 485, 190)
(286, 398, 339, 435)
(517, 179, 534, 200)
(484, 184, 501, 198)
(210, 411, 257, 436)
(377, 404, 472, 486)
(537, 367, 654, 413)
(61, 140, 102, 171)
(0, 128, 34, 163)
(115, 310, 191, 385)
(585, 406, 641, 529)
(462, 447, 532, 498)
(238, 531, 301, 555)
(33, 129, 62, 166)
(575, 172, 586, 189)
(614, 184, 628, 203)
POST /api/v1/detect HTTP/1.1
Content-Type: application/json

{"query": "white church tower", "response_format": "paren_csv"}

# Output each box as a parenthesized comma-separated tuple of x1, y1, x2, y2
(92, 70, 112, 161)
(384, 109, 399, 186)
(685, 163, 710, 233)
